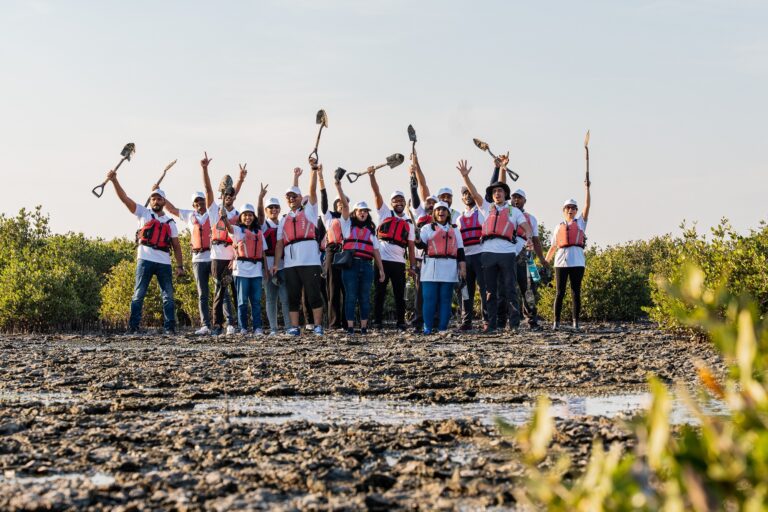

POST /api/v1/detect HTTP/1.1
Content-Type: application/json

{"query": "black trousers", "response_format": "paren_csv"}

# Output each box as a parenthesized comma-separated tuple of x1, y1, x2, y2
(554, 266, 585, 323)
(324, 245, 345, 328)
(211, 258, 235, 328)
(482, 252, 520, 329)
(374, 260, 407, 327)
(515, 251, 538, 324)
(460, 252, 487, 327)
(410, 260, 424, 328)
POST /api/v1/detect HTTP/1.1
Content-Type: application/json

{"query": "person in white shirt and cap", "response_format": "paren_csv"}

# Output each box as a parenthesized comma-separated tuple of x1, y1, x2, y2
(367, 166, 417, 331)
(456, 181, 487, 331)
(260, 196, 291, 335)
(104, 170, 184, 334)
(546, 180, 592, 330)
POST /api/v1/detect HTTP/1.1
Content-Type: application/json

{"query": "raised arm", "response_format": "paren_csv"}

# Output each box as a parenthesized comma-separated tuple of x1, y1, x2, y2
(582, 182, 591, 222)
(409, 166, 421, 210)
(308, 164, 318, 206)
(318, 165, 329, 214)
(457, 160, 484, 208)
(201, 153, 215, 208)
(412, 152, 430, 202)
(292, 167, 302, 187)
(335, 180, 350, 220)
(107, 170, 137, 214)
(368, 167, 384, 210)
(234, 163, 247, 198)
(497, 153, 509, 185)
(257, 182, 268, 226)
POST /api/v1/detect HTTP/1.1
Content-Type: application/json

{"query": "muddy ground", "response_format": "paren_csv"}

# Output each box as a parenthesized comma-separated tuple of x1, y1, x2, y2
(0, 323, 722, 510)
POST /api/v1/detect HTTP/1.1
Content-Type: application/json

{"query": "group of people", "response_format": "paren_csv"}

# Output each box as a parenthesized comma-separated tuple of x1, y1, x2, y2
(105, 147, 591, 336)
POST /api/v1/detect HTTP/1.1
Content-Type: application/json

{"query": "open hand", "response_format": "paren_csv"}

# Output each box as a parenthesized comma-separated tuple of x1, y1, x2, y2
(294, 167, 303, 178)
(201, 152, 213, 169)
(456, 159, 472, 176)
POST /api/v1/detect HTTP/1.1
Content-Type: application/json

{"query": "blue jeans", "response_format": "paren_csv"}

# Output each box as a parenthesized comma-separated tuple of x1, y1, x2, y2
(342, 258, 374, 324)
(129, 259, 175, 331)
(192, 261, 211, 328)
(264, 270, 290, 332)
(235, 276, 263, 331)
(421, 281, 455, 331)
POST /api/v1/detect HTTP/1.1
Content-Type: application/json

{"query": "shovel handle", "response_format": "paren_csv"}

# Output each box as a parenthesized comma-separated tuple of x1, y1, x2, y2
(144, 170, 169, 207)
(92, 155, 129, 198)
(505, 168, 520, 182)
(345, 162, 388, 183)
(309, 124, 325, 161)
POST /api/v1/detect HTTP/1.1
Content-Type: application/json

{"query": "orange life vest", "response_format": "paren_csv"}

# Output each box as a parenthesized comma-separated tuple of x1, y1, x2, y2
(377, 213, 411, 248)
(283, 208, 316, 246)
(515, 211, 533, 240)
(459, 209, 482, 247)
(263, 222, 278, 257)
(236, 226, 264, 262)
(481, 206, 516, 243)
(138, 215, 174, 252)
(555, 220, 586, 248)
(191, 214, 211, 253)
(342, 225, 375, 260)
(427, 224, 458, 258)
(212, 209, 237, 246)
(325, 216, 343, 246)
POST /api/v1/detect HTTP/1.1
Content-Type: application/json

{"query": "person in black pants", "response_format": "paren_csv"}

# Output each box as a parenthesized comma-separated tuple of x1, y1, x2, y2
(546, 180, 591, 329)
(318, 166, 346, 329)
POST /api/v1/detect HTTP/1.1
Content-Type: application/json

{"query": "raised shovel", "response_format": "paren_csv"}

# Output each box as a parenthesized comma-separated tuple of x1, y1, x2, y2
(345, 153, 405, 183)
(472, 138, 519, 181)
(143, 159, 178, 207)
(584, 130, 591, 186)
(408, 124, 417, 157)
(309, 109, 328, 162)
(92, 143, 136, 197)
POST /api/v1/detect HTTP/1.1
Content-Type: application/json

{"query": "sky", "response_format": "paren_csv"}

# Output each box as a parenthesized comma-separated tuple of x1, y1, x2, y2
(0, 0, 765, 246)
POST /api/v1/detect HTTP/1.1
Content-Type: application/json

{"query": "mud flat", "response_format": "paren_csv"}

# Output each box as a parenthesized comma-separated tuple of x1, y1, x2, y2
(0, 323, 723, 510)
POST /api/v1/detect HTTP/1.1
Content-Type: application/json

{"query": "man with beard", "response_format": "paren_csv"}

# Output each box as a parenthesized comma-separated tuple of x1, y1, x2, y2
(201, 153, 247, 336)
(105, 170, 184, 334)
(368, 166, 417, 331)
(456, 181, 487, 331)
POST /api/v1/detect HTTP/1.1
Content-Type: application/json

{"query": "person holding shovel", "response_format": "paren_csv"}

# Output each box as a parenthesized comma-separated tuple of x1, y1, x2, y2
(546, 181, 591, 330)
(271, 159, 325, 337)
(368, 168, 417, 331)
(104, 170, 184, 334)
(456, 183, 487, 331)
(202, 154, 247, 336)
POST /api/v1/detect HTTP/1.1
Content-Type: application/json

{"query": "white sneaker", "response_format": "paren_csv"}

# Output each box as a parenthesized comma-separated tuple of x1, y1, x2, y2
(239, 328, 249, 335)
(304, 324, 314, 331)
(268, 330, 278, 337)
(226, 325, 236, 335)
(253, 328, 264, 336)
(194, 326, 211, 335)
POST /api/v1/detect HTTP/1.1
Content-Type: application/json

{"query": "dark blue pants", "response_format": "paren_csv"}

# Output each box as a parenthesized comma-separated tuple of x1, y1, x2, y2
(192, 261, 211, 328)
(421, 281, 454, 331)
(342, 258, 374, 323)
(235, 276, 263, 331)
(129, 259, 175, 331)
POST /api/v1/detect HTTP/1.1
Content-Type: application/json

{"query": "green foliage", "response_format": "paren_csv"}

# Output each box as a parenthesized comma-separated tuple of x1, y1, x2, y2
(505, 266, 768, 510)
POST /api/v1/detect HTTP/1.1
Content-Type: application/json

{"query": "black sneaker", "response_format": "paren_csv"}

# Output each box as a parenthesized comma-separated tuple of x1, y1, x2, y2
(123, 327, 139, 336)
(360, 328, 368, 335)
(396, 324, 408, 332)
(346, 327, 355, 335)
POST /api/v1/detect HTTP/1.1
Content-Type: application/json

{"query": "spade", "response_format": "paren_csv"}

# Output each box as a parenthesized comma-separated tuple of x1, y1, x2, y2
(346, 153, 405, 183)
(143, 159, 178, 207)
(92, 143, 136, 198)
(472, 138, 519, 181)
(584, 130, 591, 187)
(309, 109, 328, 162)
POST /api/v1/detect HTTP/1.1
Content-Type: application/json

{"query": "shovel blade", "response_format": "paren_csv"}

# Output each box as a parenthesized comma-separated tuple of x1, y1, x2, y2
(316, 109, 328, 127)
(386, 153, 405, 168)
(121, 143, 136, 161)
(584, 130, 590, 147)
(473, 138, 489, 151)
(218, 174, 234, 195)
(334, 167, 347, 182)
(407, 124, 417, 142)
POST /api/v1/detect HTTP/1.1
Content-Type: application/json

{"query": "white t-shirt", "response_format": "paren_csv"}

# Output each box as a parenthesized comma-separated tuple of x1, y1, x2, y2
(376, 205, 416, 264)
(263, 218, 282, 271)
(419, 223, 464, 283)
(207, 203, 239, 261)
(277, 202, 321, 268)
(178, 209, 211, 263)
(512, 210, 538, 254)
(551, 216, 588, 268)
(231, 225, 267, 278)
(340, 218, 382, 251)
(134, 204, 179, 265)
(410, 205, 429, 261)
(478, 202, 527, 255)
(460, 207, 484, 257)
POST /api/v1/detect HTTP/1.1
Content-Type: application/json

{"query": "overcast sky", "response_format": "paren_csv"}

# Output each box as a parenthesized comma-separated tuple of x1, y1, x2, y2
(0, 0, 765, 246)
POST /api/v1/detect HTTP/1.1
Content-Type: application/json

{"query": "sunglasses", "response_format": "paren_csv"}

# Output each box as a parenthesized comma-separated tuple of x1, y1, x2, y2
(565, 205, 578, 210)
(285, 194, 298, 200)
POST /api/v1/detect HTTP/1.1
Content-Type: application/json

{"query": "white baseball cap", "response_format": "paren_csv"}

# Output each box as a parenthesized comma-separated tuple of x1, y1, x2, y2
(239, 203, 256, 214)
(149, 189, 166, 199)
(437, 187, 453, 197)
(191, 191, 205, 202)
(425, 195, 438, 203)
(512, 189, 526, 199)
(353, 201, 371, 211)
(266, 197, 281, 208)
(390, 190, 405, 200)
(435, 201, 450, 210)
(460, 186, 469, 194)
(285, 186, 301, 196)
(563, 198, 578, 208)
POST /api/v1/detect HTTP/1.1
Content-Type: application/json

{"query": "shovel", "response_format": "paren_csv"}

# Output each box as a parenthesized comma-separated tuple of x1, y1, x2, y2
(472, 138, 519, 181)
(309, 109, 328, 162)
(407, 124, 417, 159)
(346, 153, 405, 183)
(92, 143, 136, 197)
(584, 130, 591, 186)
(334, 167, 347, 182)
(143, 159, 178, 207)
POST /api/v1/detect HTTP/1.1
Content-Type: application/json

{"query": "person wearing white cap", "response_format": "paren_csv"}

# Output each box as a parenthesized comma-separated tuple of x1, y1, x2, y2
(219, 203, 268, 335)
(367, 165, 417, 331)
(201, 153, 247, 335)
(318, 165, 346, 330)
(260, 196, 291, 335)
(104, 169, 184, 334)
(456, 181, 487, 331)
(161, 190, 214, 334)
(458, 156, 532, 333)
(407, 158, 438, 331)
(435, 187, 461, 223)
(334, 179, 385, 335)
(419, 202, 467, 334)
(272, 159, 325, 336)
(546, 179, 592, 329)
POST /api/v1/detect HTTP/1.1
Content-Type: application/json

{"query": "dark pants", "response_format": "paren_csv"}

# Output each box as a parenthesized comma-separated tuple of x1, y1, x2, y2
(285, 265, 324, 312)
(460, 252, 487, 327)
(508, 251, 538, 325)
(554, 266, 586, 324)
(211, 259, 235, 328)
(129, 259, 175, 331)
(482, 252, 520, 329)
(422, 281, 454, 331)
(410, 260, 424, 328)
(192, 260, 211, 328)
(342, 258, 374, 323)
(374, 260, 407, 327)
(324, 246, 345, 328)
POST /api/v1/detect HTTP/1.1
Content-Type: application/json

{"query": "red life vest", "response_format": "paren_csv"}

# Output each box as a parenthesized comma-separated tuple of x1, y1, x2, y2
(555, 220, 586, 248)
(416, 213, 432, 228)
(515, 211, 533, 240)
(459, 209, 482, 247)
(342, 225, 375, 260)
(138, 215, 174, 252)
(263, 222, 278, 257)
(283, 208, 316, 246)
(325, 216, 343, 246)
(236, 227, 264, 262)
(212, 209, 237, 246)
(481, 205, 516, 243)
(377, 213, 411, 248)
(191, 214, 211, 253)
(427, 224, 458, 259)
